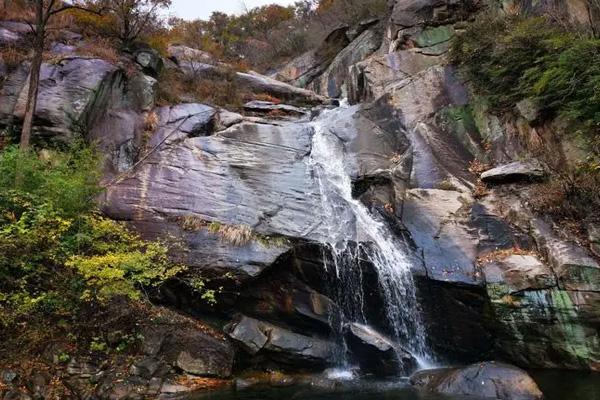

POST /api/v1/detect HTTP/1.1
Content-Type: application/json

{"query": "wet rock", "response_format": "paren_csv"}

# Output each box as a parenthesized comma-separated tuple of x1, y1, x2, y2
(139, 308, 234, 378)
(410, 362, 543, 400)
(482, 221, 600, 369)
(402, 189, 480, 285)
(237, 270, 335, 333)
(225, 315, 336, 368)
(165, 329, 233, 378)
(344, 323, 416, 376)
(481, 161, 546, 184)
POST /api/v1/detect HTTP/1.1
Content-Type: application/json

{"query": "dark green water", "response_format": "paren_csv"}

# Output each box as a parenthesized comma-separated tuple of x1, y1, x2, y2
(184, 371, 600, 400)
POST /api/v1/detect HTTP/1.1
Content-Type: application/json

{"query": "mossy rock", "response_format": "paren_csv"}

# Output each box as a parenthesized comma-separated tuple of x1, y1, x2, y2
(414, 26, 454, 48)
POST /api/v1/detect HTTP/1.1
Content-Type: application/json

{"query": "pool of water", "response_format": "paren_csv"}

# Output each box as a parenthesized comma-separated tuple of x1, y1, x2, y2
(183, 371, 600, 400)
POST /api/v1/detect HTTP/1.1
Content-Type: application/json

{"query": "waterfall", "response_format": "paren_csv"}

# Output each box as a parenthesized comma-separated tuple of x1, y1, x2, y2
(308, 103, 432, 371)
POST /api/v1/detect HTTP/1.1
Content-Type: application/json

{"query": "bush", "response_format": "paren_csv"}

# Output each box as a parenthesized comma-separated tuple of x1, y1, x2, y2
(0, 144, 101, 217)
(450, 15, 600, 139)
(530, 163, 600, 224)
(0, 146, 186, 329)
(156, 68, 249, 110)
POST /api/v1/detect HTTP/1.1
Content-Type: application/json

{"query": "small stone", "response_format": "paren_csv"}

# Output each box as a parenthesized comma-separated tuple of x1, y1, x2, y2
(1, 369, 18, 384)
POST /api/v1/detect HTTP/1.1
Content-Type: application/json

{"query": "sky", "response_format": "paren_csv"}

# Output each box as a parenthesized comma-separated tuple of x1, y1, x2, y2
(167, 0, 299, 20)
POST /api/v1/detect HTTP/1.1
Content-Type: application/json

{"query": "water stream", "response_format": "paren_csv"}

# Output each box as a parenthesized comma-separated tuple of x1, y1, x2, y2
(307, 104, 432, 370)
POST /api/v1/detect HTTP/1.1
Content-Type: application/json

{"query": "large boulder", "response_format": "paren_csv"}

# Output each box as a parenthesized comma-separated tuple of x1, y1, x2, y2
(235, 71, 329, 105)
(483, 255, 556, 293)
(140, 307, 234, 378)
(531, 219, 600, 292)
(344, 323, 416, 376)
(479, 219, 600, 370)
(481, 161, 547, 184)
(0, 21, 29, 45)
(274, 25, 351, 87)
(0, 57, 118, 142)
(410, 362, 544, 400)
(309, 26, 383, 98)
(225, 315, 336, 368)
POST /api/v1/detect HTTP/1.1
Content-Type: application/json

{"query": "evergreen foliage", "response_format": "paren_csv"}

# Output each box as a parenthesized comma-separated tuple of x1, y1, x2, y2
(450, 16, 600, 141)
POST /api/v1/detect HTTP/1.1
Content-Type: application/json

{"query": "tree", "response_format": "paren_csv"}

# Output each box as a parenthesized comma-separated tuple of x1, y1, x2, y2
(20, 1, 103, 150)
(19, 0, 170, 149)
(93, 0, 171, 47)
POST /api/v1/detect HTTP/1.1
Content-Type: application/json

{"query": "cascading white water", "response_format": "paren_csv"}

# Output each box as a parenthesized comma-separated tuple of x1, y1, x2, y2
(308, 103, 433, 370)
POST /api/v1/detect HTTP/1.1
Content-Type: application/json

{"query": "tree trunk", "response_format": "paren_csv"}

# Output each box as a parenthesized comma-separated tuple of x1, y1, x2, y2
(20, 0, 45, 150)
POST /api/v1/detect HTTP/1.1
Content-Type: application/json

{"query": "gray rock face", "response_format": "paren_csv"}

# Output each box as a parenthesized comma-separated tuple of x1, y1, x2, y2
(403, 189, 481, 285)
(546, 240, 600, 292)
(225, 315, 336, 367)
(410, 362, 544, 400)
(0, 57, 118, 142)
(132, 220, 291, 286)
(481, 161, 547, 184)
(148, 103, 217, 147)
(274, 24, 350, 88)
(318, 99, 412, 210)
(309, 27, 383, 98)
(483, 255, 557, 293)
(103, 119, 326, 240)
(531, 219, 600, 292)
(390, 0, 478, 28)
(344, 323, 416, 376)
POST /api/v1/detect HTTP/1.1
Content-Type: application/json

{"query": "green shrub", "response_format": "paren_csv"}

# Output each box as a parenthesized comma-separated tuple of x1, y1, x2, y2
(0, 146, 187, 329)
(450, 15, 600, 140)
(0, 145, 101, 217)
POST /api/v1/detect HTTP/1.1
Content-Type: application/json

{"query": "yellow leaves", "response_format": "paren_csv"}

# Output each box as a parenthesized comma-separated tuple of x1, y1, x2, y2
(67, 240, 186, 303)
